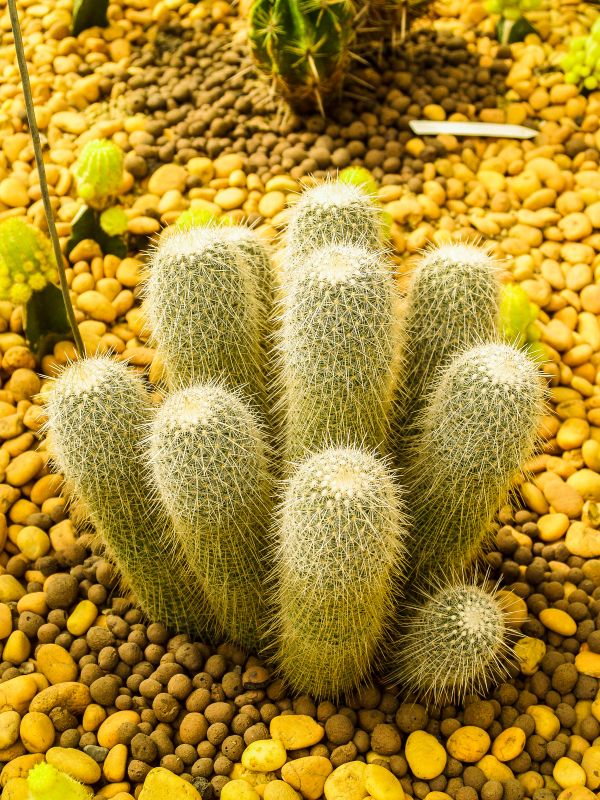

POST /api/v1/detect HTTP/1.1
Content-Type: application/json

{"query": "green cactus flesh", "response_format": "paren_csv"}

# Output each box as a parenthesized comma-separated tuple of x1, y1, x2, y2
(73, 139, 124, 207)
(45, 357, 212, 636)
(248, 0, 355, 112)
(404, 342, 545, 584)
(149, 383, 271, 649)
(28, 762, 90, 800)
(388, 580, 510, 702)
(393, 243, 501, 448)
(276, 243, 401, 462)
(274, 446, 407, 698)
(0, 218, 58, 305)
(145, 227, 265, 400)
(285, 180, 386, 262)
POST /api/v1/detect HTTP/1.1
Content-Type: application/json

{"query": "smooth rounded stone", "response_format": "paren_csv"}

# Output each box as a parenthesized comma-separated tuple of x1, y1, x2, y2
(0, 177, 29, 207)
(574, 652, 600, 678)
(476, 755, 514, 783)
(97, 711, 141, 748)
(556, 418, 589, 450)
(139, 767, 201, 799)
(0, 575, 26, 602)
(581, 746, 600, 790)
(46, 746, 101, 784)
(30, 682, 90, 715)
(214, 153, 244, 178)
(405, 731, 447, 779)
(539, 608, 577, 636)
(281, 756, 333, 800)
(270, 715, 324, 749)
(490, 727, 526, 762)
(258, 191, 286, 218)
(513, 637, 546, 676)
(0, 675, 40, 714)
(128, 216, 161, 235)
(215, 187, 247, 209)
(83, 745, 109, 763)
(35, 643, 78, 684)
(446, 727, 491, 763)
(567, 470, 600, 502)
(221, 780, 261, 800)
(3, 631, 30, 664)
(553, 757, 586, 789)
(67, 600, 98, 636)
(147, 164, 189, 195)
(263, 781, 303, 800)
(365, 764, 404, 799)
(538, 513, 570, 542)
(19, 711, 54, 754)
(565, 521, 600, 557)
(0, 710, 20, 750)
(558, 788, 598, 800)
(324, 761, 368, 800)
(242, 739, 287, 772)
(527, 705, 560, 740)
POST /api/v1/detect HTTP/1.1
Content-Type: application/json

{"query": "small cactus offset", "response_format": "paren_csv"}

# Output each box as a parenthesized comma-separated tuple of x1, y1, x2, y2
(45, 357, 212, 636)
(73, 139, 124, 207)
(149, 384, 271, 649)
(393, 243, 501, 448)
(28, 762, 90, 800)
(285, 179, 386, 262)
(274, 447, 407, 698)
(276, 242, 401, 462)
(404, 342, 545, 585)
(248, 0, 355, 113)
(145, 226, 266, 399)
(0, 218, 57, 305)
(388, 580, 510, 702)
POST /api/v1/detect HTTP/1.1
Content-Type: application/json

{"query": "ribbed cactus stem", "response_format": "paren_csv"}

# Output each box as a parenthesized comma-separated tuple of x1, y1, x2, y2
(45, 357, 211, 636)
(144, 227, 265, 400)
(276, 243, 401, 462)
(285, 180, 386, 262)
(28, 762, 90, 800)
(388, 580, 510, 702)
(275, 447, 407, 698)
(405, 342, 545, 584)
(394, 243, 501, 447)
(149, 383, 271, 649)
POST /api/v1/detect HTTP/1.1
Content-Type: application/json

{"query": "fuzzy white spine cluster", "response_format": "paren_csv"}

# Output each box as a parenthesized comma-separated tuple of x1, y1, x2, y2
(276, 242, 401, 462)
(45, 357, 211, 635)
(149, 383, 271, 649)
(388, 580, 510, 702)
(274, 446, 407, 698)
(405, 341, 545, 583)
(144, 227, 265, 402)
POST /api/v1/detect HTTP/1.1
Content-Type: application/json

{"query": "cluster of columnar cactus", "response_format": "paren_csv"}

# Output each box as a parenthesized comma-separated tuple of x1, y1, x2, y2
(47, 178, 545, 702)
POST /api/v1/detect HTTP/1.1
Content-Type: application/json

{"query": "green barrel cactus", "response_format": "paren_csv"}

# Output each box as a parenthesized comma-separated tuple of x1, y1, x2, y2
(274, 446, 407, 698)
(45, 357, 213, 636)
(248, 0, 355, 112)
(0, 218, 58, 305)
(393, 243, 501, 449)
(144, 227, 265, 400)
(388, 580, 510, 702)
(405, 342, 545, 585)
(28, 762, 90, 800)
(73, 139, 124, 207)
(149, 383, 271, 649)
(277, 243, 401, 462)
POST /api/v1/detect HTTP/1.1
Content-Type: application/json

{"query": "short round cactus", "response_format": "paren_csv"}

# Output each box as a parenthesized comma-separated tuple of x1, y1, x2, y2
(28, 762, 89, 800)
(0, 218, 58, 305)
(175, 207, 230, 230)
(388, 580, 510, 702)
(274, 446, 407, 698)
(73, 139, 124, 207)
(99, 206, 129, 236)
(149, 383, 271, 649)
(285, 179, 386, 262)
(276, 242, 401, 461)
(338, 166, 379, 197)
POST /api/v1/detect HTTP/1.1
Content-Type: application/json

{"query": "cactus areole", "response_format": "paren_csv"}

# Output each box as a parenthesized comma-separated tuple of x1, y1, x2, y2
(248, 0, 355, 112)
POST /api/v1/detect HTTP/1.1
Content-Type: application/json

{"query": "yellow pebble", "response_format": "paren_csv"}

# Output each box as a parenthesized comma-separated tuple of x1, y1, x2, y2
(539, 608, 577, 636)
(557, 788, 597, 800)
(46, 746, 102, 784)
(476, 755, 514, 783)
(138, 767, 201, 799)
(270, 715, 324, 749)
(527, 705, 561, 741)
(102, 744, 128, 782)
(538, 513, 570, 542)
(557, 419, 590, 450)
(1, 777, 29, 800)
(242, 740, 287, 773)
(575, 651, 600, 678)
(519, 771, 544, 796)
(83, 703, 106, 732)
(281, 756, 332, 800)
(0, 575, 26, 603)
(581, 745, 600, 790)
(16, 526, 50, 560)
(514, 637, 546, 676)
(35, 643, 78, 685)
(97, 711, 140, 749)
(491, 727, 526, 762)
(263, 780, 302, 800)
(365, 764, 404, 800)
(324, 761, 368, 800)
(66, 600, 98, 636)
(405, 731, 447, 779)
(19, 712, 54, 754)
(424, 794, 452, 800)
(0, 710, 21, 750)
(553, 757, 586, 789)
(0, 753, 44, 784)
(5, 451, 43, 487)
(0, 602, 12, 639)
(221, 780, 262, 800)
(3, 630, 31, 664)
(446, 726, 491, 763)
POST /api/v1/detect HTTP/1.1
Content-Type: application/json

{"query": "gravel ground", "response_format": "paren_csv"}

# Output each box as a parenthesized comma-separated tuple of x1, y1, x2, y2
(1, 0, 600, 798)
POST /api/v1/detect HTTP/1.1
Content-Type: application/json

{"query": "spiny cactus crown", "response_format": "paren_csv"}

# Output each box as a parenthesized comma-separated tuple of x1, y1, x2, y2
(0, 218, 57, 305)
(28, 762, 90, 800)
(73, 138, 124, 207)
(389, 581, 510, 702)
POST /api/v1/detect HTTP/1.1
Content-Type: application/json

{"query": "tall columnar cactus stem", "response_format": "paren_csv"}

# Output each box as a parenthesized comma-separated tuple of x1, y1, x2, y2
(248, 0, 355, 113)
(393, 243, 501, 448)
(149, 384, 271, 649)
(45, 357, 211, 636)
(276, 243, 401, 462)
(388, 580, 510, 702)
(28, 762, 90, 800)
(274, 447, 407, 698)
(285, 180, 385, 262)
(405, 342, 545, 584)
(145, 227, 265, 400)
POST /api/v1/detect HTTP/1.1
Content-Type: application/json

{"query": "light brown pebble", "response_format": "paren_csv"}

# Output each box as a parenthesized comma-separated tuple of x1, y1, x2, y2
(147, 164, 188, 195)
(76, 291, 117, 324)
(0, 178, 29, 208)
(567, 470, 600, 501)
(127, 216, 161, 235)
(215, 187, 247, 210)
(565, 521, 600, 558)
